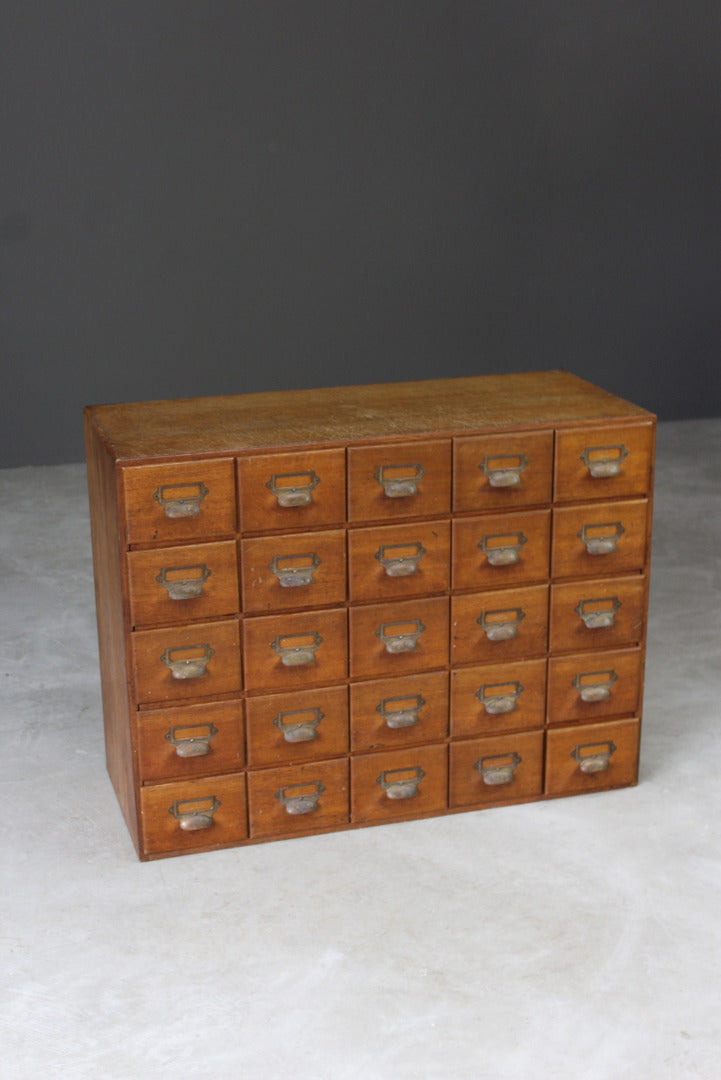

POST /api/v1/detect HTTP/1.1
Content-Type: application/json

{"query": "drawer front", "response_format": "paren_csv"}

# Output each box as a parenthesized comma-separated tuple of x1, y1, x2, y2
(238, 448, 346, 532)
(450, 658, 547, 738)
(127, 540, 239, 629)
(348, 520, 451, 602)
(245, 685, 349, 767)
(136, 700, 244, 782)
(547, 647, 643, 725)
(451, 585, 549, 665)
(551, 499, 649, 579)
(549, 575, 646, 654)
(348, 596, 449, 679)
(545, 717, 640, 796)
(140, 773, 248, 856)
(449, 730, 544, 809)
(240, 529, 346, 613)
(452, 509, 551, 590)
(131, 619, 242, 706)
(453, 430, 554, 512)
(347, 439, 451, 521)
(350, 670, 449, 752)
(351, 744, 448, 823)
(247, 758, 349, 839)
(555, 422, 654, 502)
(122, 459, 236, 545)
(242, 608, 347, 692)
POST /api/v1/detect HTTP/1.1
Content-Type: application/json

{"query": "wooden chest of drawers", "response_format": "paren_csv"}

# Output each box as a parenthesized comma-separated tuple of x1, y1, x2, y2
(84, 370, 655, 859)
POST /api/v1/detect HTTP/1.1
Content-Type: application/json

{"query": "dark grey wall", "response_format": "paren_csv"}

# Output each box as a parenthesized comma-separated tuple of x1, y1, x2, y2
(2, 3, 720, 467)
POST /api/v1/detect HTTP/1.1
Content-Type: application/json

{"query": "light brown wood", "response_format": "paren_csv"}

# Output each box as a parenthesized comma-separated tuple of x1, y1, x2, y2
(554, 422, 654, 502)
(131, 618, 242, 706)
(245, 685, 349, 767)
(121, 459, 236, 545)
(347, 438, 452, 521)
(546, 647, 642, 725)
(549, 575, 646, 654)
(127, 540, 239, 628)
(247, 758, 349, 839)
(238, 448, 346, 533)
(452, 509, 551, 591)
(544, 717, 640, 795)
(242, 607, 348, 693)
(350, 744, 448, 823)
(551, 498, 649, 579)
(240, 529, 346, 613)
(453, 429, 554, 512)
(348, 519, 451, 602)
(350, 670, 449, 752)
(140, 773, 248, 856)
(450, 658, 547, 737)
(136, 699, 244, 782)
(449, 730, 544, 809)
(348, 596, 449, 679)
(451, 585, 549, 665)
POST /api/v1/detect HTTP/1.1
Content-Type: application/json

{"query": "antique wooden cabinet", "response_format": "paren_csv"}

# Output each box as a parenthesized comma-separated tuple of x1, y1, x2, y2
(84, 371, 655, 859)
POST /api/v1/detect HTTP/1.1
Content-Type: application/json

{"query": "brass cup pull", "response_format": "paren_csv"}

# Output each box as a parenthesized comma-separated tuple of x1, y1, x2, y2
(580, 444, 629, 478)
(165, 722, 219, 757)
(571, 740, 617, 774)
(477, 607, 525, 641)
(476, 681, 524, 715)
(273, 707, 323, 743)
(269, 552, 321, 588)
(475, 751, 522, 786)
(160, 643, 214, 679)
(169, 795, 221, 831)
(578, 522, 625, 555)
(376, 619, 425, 654)
(478, 531, 528, 567)
(271, 630, 323, 667)
(156, 563, 211, 600)
(375, 463, 425, 498)
(376, 694, 426, 729)
(375, 541, 426, 577)
(573, 669, 618, 703)
(275, 781, 325, 815)
(153, 481, 209, 518)
(377, 766, 425, 800)
(266, 470, 320, 507)
(575, 596, 621, 630)
(480, 453, 528, 488)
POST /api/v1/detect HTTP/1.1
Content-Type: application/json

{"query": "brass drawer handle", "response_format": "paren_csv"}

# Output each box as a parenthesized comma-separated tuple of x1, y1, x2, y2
(575, 596, 621, 629)
(271, 630, 323, 667)
(375, 541, 426, 577)
(375, 463, 425, 498)
(477, 607, 525, 641)
(376, 694, 426, 729)
(476, 681, 524, 715)
(169, 795, 221, 831)
(376, 619, 425, 654)
(475, 751, 521, 786)
(580, 444, 629, 478)
(478, 531, 527, 566)
(376, 765, 425, 800)
(571, 740, 617, 773)
(578, 521, 625, 555)
(153, 481, 209, 518)
(160, 643, 214, 679)
(266, 470, 320, 507)
(269, 552, 321, 588)
(156, 563, 211, 600)
(480, 453, 528, 488)
(275, 781, 325, 815)
(573, 669, 618, 703)
(165, 722, 219, 757)
(273, 707, 323, 743)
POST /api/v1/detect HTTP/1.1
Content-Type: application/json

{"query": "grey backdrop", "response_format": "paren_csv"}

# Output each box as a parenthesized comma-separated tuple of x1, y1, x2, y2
(2, 3, 720, 467)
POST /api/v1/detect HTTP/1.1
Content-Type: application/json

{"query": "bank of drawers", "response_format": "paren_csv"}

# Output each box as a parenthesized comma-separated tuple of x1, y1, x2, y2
(119, 420, 653, 857)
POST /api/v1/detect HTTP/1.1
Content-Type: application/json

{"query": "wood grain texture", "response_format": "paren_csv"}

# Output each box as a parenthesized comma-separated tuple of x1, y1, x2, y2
(450, 658, 547, 737)
(452, 509, 551, 591)
(136, 699, 244, 782)
(546, 647, 643, 725)
(449, 730, 544, 809)
(545, 717, 640, 795)
(349, 670, 449, 752)
(240, 529, 346, 613)
(245, 684, 349, 767)
(551, 499, 649, 580)
(350, 744, 448, 824)
(127, 540, 239, 628)
(348, 519, 451, 602)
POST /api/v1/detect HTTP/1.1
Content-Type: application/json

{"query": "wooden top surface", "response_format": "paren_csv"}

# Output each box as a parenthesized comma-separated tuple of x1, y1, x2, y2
(85, 370, 654, 462)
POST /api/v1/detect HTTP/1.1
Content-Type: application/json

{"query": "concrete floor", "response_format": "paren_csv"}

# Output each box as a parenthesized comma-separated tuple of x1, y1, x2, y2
(2, 418, 720, 1080)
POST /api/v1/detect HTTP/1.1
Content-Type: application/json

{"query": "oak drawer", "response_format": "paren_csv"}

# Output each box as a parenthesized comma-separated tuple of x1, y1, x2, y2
(450, 658, 547, 737)
(452, 509, 551, 590)
(546, 647, 643, 725)
(449, 730, 544, 809)
(240, 529, 346, 613)
(351, 744, 448, 823)
(554, 422, 654, 502)
(247, 758, 349, 839)
(348, 595, 449, 679)
(451, 585, 549, 665)
(127, 540, 239, 628)
(131, 618, 242, 706)
(245, 685, 349, 767)
(545, 717, 640, 796)
(140, 773, 248, 856)
(551, 499, 649, 579)
(136, 699, 244, 782)
(348, 519, 450, 602)
(549, 575, 646, 654)
(242, 607, 348, 692)
(122, 459, 236, 545)
(238, 448, 346, 532)
(349, 670, 449, 752)
(453, 430, 554, 512)
(347, 439, 451, 521)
